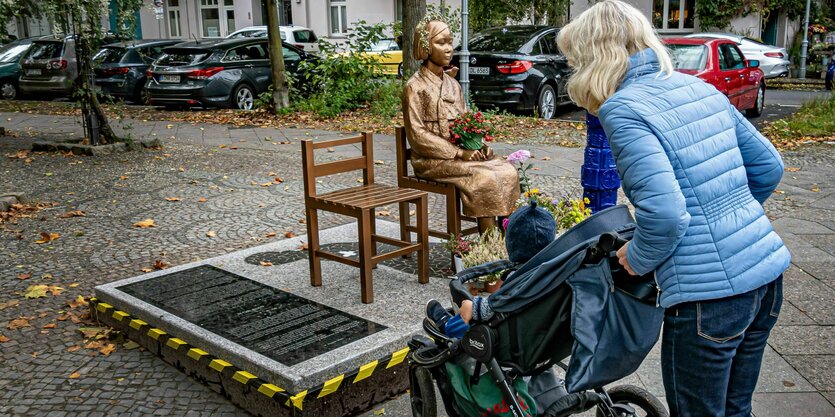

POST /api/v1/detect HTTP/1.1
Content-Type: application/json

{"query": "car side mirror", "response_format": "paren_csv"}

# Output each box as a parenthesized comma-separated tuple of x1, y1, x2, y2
(748, 60, 760, 68)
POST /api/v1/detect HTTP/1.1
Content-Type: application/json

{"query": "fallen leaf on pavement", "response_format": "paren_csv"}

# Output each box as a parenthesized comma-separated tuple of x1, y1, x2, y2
(140, 268, 153, 273)
(133, 219, 155, 228)
(265, 232, 276, 238)
(259, 261, 273, 267)
(7, 317, 31, 330)
(273, 177, 283, 183)
(123, 341, 140, 350)
(35, 232, 60, 244)
(69, 372, 81, 379)
(206, 230, 216, 237)
(374, 160, 385, 165)
(47, 286, 64, 296)
(68, 295, 88, 309)
(67, 345, 81, 352)
(541, 156, 552, 161)
(0, 300, 20, 310)
(327, 147, 335, 152)
(119, 175, 129, 180)
(17, 273, 31, 280)
(299, 242, 308, 251)
(198, 197, 207, 202)
(99, 343, 116, 356)
(0, 335, 10, 343)
(43, 323, 56, 329)
(785, 167, 800, 172)
(165, 197, 180, 202)
(811, 185, 820, 192)
(24, 285, 48, 298)
(79, 327, 109, 339)
(153, 260, 169, 270)
(58, 210, 85, 218)
(268, 171, 278, 176)
(284, 231, 296, 238)
(260, 182, 273, 187)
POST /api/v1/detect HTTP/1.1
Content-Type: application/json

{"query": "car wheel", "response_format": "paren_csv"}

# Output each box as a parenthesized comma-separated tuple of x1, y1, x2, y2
(537, 84, 557, 120)
(397, 63, 404, 78)
(1, 80, 17, 100)
(134, 82, 151, 105)
(745, 82, 765, 118)
(232, 84, 255, 110)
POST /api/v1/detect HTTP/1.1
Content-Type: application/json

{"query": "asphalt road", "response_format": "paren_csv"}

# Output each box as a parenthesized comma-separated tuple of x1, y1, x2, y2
(552, 88, 834, 130)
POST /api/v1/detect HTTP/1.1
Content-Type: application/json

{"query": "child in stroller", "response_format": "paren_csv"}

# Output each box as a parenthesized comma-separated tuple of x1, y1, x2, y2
(426, 199, 558, 339)
(408, 205, 668, 417)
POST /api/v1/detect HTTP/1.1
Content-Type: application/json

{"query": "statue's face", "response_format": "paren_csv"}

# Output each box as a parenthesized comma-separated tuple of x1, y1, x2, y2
(428, 24, 454, 67)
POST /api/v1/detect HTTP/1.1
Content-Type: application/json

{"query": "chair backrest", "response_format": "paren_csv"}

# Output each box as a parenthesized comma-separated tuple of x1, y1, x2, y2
(395, 126, 411, 181)
(301, 132, 374, 199)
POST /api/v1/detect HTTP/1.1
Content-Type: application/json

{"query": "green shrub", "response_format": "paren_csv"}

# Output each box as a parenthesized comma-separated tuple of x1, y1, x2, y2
(293, 21, 390, 117)
(369, 79, 404, 118)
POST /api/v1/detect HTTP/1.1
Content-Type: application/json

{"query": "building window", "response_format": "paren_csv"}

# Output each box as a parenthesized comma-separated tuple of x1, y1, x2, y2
(330, 0, 348, 36)
(224, 0, 236, 34)
(167, 0, 181, 38)
(653, 0, 694, 31)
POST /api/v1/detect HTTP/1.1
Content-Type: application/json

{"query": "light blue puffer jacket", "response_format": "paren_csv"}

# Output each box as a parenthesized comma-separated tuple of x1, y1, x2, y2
(598, 48, 791, 308)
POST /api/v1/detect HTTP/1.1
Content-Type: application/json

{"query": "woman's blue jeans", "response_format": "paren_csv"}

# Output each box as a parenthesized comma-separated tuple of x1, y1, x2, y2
(661, 276, 783, 417)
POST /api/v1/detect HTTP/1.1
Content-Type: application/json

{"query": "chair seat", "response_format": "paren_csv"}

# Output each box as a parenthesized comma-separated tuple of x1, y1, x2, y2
(314, 184, 426, 209)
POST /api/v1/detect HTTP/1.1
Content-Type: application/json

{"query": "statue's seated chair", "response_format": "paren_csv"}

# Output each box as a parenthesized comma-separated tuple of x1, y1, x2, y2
(395, 126, 479, 257)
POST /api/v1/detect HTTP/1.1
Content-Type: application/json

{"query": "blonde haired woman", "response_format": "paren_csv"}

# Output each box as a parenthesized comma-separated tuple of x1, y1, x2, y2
(557, 1, 790, 416)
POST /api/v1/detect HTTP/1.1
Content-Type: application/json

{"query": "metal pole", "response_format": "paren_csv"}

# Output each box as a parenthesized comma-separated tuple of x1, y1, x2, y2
(459, 0, 470, 109)
(798, 0, 811, 79)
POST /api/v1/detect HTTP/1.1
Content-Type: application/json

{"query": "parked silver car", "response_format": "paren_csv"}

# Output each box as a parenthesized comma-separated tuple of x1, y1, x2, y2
(18, 36, 79, 96)
(685, 33, 790, 78)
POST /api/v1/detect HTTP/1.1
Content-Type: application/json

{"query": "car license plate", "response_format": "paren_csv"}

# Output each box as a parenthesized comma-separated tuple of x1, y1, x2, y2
(160, 74, 180, 83)
(469, 67, 489, 75)
(26, 69, 41, 76)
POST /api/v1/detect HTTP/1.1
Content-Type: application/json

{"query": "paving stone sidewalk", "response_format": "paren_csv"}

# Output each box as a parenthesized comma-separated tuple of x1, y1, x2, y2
(1, 111, 833, 417)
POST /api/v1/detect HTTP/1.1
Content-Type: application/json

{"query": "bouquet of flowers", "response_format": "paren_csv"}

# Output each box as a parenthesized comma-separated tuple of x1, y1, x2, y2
(448, 111, 495, 150)
(504, 189, 592, 231)
(810, 24, 828, 34)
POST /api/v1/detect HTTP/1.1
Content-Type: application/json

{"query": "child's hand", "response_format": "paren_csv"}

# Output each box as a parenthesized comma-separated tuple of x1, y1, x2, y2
(459, 300, 473, 324)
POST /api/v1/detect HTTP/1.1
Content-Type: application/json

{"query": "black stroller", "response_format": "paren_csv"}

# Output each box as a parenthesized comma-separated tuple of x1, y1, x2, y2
(407, 205, 668, 417)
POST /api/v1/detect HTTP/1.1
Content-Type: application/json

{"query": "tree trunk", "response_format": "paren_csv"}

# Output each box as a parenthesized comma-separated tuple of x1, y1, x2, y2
(77, 32, 119, 145)
(402, 0, 427, 78)
(266, 0, 289, 111)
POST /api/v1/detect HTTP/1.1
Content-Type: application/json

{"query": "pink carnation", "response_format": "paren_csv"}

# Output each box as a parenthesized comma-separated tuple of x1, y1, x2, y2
(507, 149, 531, 164)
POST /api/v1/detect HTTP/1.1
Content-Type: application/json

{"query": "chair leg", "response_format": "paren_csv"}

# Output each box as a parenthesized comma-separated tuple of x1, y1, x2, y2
(306, 207, 322, 287)
(370, 208, 377, 259)
(358, 209, 375, 303)
(447, 190, 461, 268)
(416, 195, 430, 284)
(399, 201, 411, 243)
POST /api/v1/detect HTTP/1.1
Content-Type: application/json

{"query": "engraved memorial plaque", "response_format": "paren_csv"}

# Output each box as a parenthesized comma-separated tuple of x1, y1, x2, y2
(119, 265, 385, 366)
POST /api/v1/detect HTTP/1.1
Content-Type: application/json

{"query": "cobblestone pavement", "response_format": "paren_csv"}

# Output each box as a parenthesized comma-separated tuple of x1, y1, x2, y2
(1, 110, 833, 417)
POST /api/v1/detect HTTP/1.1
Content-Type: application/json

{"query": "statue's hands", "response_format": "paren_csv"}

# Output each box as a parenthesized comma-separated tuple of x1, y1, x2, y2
(457, 149, 485, 161)
(444, 65, 459, 78)
(481, 145, 494, 160)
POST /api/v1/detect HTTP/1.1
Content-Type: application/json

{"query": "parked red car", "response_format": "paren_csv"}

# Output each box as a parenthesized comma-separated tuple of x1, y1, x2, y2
(665, 37, 765, 117)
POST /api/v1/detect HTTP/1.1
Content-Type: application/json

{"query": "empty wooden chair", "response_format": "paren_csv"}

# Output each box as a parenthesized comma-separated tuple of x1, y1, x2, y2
(302, 132, 429, 304)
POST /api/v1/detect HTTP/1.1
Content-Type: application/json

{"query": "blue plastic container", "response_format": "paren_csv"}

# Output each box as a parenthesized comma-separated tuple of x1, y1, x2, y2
(582, 113, 619, 213)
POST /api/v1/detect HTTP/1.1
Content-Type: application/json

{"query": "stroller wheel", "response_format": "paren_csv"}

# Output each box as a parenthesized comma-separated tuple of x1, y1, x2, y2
(596, 385, 668, 417)
(410, 366, 437, 417)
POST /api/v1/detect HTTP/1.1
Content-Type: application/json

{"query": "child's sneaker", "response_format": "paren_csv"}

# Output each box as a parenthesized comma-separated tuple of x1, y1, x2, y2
(425, 299, 452, 328)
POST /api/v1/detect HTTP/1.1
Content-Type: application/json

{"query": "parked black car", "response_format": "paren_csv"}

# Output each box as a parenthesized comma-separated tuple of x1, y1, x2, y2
(452, 26, 572, 119)
(145, 38, 310, 110)
(93, 39, 181, 104)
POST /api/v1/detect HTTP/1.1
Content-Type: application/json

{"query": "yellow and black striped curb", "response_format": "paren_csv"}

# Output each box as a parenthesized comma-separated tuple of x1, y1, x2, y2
(90, 298, 410, 411)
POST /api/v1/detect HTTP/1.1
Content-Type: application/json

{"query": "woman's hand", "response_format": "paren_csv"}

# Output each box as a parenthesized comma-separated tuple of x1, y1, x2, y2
(457, 149, 485, 161)
(616, 241, 638, 276)
(459, 300, 473, 324)
(481, 145, 494, 160)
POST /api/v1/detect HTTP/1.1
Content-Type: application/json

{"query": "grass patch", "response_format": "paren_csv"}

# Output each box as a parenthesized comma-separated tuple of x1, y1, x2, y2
(762, 95, 835, 150)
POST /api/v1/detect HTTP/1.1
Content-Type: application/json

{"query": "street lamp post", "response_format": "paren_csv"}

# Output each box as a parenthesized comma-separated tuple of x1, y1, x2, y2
(459, 0, 470, 108)
(799, 0, 811, 79)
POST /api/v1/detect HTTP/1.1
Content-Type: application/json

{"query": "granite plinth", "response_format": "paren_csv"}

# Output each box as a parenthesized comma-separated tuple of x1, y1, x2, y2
(94, 220, 449, 414)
